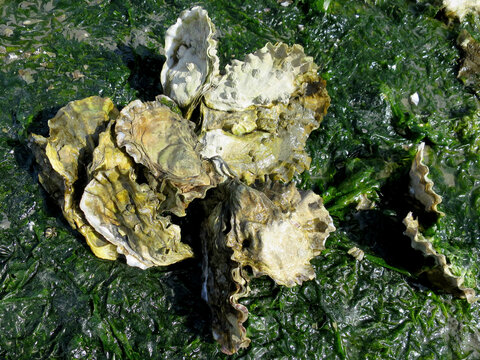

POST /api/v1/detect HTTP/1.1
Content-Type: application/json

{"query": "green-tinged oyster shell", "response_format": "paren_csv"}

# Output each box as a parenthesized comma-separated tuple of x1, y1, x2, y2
(160, 6, 219, 119)
(199, 42, 330, 183)
(116, 95, 218, 216)
(30, 96, 119, 260)
(80, 122, 193, 269)
(403, 212, 476, 303)
(457, 30, 480, 94)
(409, 142, 443, 215)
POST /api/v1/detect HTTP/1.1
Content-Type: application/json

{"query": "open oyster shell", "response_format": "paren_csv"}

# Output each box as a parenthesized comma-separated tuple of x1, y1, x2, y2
(80, 122, 193, 269)
(116, 95, 218, 216)
(199, 42, 330, 183)
(30, 96, 119, 260)
(409, 142, 443, 215)
(161, 6, 219, 119)
(403, 212, 476, 303)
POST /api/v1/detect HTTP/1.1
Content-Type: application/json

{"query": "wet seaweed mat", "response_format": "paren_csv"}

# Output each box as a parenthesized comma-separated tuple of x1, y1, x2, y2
(1, 0, 480, 359)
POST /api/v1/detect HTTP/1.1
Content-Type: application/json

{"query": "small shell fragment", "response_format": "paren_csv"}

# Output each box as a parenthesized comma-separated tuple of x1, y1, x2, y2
(347, 247, 364, 261)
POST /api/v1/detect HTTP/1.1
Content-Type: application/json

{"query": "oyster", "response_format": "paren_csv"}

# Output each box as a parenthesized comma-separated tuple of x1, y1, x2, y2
(199, 42, 330, 183)
(30, 96, 119, 260)
(443, 0, 480, 20)
(201, 180, 334, 354)
(161, 6, 219, 118)
(457, 30, 480, 94)
(80, 122, 193, 269)
(116, 95, 218, 216)
(403, 212, 476, 303)
(409, 142, 443, 215)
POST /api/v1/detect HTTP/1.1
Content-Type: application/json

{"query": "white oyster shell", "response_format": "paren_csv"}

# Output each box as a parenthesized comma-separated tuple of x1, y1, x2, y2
(161, 6, 219, 118)
(403, 212, 476, 303)
(199, 42, 330, 183)
(443, 0, 480, 20)
(203, 42, 319, 111)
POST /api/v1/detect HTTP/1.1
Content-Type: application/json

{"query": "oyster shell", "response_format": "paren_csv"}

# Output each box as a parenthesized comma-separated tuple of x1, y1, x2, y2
(457, 30, 480, 94)
(80, 122, 193, 269)
(116, 95, 218, 216)
(30, 96, 119, 260)
(409, 142, 443, 215)
(403, 212, 476, 303)
(199, 42, 330, 183)
(201, 179, 335, 353)
(443, 0, 480, 20)
(161, 6, 219, 118)
(201, 199, 251, 355)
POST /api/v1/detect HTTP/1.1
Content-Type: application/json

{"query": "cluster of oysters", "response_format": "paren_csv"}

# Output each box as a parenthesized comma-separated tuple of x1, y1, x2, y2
(29, 6, 475, 355)
(31, 7, 333, 354)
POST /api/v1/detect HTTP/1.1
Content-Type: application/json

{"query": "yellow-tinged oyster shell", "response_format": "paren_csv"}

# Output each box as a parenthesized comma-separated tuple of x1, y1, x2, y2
(199, 42, 330, 183)
(160, 6, 219, 118)
(80, 122, 193, 269)
(30, 96, 119, 260)
(403, 212, 476, 303)
(116, 95, 218, 215)
(409, 142, 443, 215)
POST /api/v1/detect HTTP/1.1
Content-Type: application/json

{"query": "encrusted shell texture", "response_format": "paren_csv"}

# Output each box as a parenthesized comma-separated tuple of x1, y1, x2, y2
(409, 142, 443, 215)
(199, 43, 330, 184)
(116, 95, 217, 215)
(443, 0, 480, 20)
(30, 96, 119, 260)
(161, 6, 219, 118)
(80, 122, 193, 269)
(403, 212, 476, 303)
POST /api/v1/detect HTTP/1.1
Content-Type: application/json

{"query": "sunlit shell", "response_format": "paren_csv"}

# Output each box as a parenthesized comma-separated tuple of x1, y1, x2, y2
(30, 96, 119, 260)
(199, 42, 330, 183)
(161, 6, 219, 119)
(443, 0, 480, 20)
(226, 180, 335, 286)
(80, 122, 193, 269)
(116, 95, 218, 215)
(409, 142, 443, 215)
(403, 212, 476, 303)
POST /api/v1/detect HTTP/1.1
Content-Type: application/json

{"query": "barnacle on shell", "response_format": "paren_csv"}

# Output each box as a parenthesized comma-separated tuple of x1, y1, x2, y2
(409, 142, 443, 215)
(403, 212, 476, 303)
(30, 96, 119, 260)
(199, 42, 330, 183)
(161, 6, 219, 119)
(80, 122, 193, 269)
(116, 95, 219, 216)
